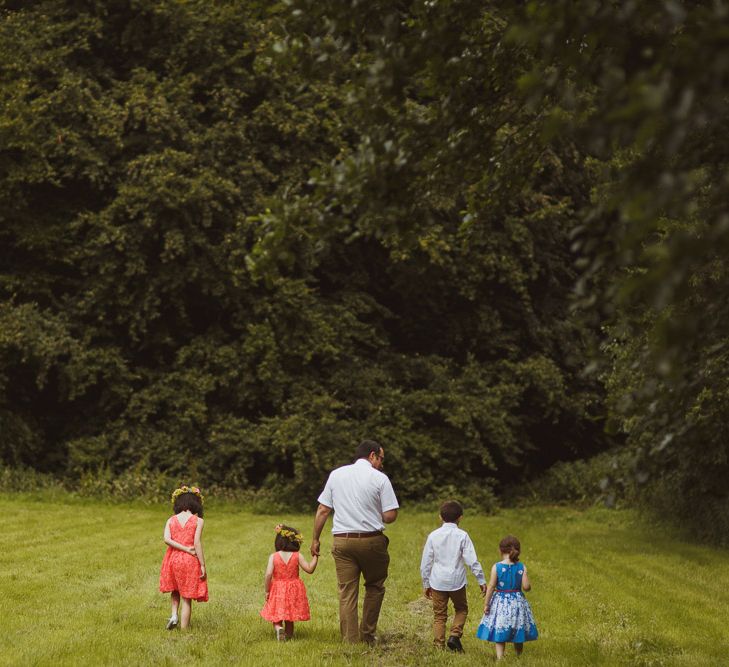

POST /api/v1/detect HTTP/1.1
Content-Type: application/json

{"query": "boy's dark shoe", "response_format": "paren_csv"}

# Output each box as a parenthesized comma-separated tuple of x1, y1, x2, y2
(446, 636, 464, 652)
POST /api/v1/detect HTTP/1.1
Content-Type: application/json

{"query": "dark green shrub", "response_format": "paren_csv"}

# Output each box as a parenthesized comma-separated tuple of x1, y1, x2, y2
(514, 450, 637, 507)
(0, 465, 64, 494)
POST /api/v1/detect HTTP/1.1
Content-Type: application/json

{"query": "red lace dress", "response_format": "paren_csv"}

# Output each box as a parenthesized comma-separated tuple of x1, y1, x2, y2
(260, 552, 311, 622)
(159, 514, 208, 601)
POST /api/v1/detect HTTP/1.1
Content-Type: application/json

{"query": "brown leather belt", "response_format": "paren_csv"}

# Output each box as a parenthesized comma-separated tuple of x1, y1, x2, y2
(333, 531, 383, 538)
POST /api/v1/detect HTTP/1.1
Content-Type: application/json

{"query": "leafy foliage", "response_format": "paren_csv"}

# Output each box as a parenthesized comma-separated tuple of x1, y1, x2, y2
(0, 1, 609, 503)
(511, 1, 729, 537)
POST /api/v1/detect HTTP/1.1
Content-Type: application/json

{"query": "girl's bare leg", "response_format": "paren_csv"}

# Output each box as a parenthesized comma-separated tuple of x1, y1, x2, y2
(284, 621, 294, 639)
(165, 592, 181, 629)
(170, 591, 180, 617)
(180, 597, 192, 629)
(515, 642, 524, 656)
(495, 642, 506, 660)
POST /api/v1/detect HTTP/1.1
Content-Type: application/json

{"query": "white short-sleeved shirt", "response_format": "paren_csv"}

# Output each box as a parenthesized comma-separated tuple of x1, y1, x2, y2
(420, 522, 486, 591)
(317, 459, 399, 533)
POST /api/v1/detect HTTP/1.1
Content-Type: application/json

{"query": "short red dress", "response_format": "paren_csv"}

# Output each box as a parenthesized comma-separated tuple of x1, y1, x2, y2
(159, 514, 208, 602)
(260, 552, 311, 622)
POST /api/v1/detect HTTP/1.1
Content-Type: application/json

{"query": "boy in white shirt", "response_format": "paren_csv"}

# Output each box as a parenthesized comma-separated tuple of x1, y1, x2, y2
(420, 500, 487, 652)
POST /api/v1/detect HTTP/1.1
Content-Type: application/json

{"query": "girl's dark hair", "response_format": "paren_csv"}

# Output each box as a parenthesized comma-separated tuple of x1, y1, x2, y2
(275, 524, 302, 552)
(173, 492, 204, 518)
(499, 535, 521, 562)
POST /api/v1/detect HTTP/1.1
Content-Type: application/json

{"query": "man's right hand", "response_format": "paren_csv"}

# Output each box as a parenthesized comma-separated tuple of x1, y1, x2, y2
(424, 587, 432, 599)
(310, 539, 320, 557)
(311, 503, 331, 558)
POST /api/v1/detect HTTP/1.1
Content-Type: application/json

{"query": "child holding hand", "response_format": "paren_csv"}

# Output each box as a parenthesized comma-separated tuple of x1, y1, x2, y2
(420, 500, 487, 652)
(260, 524, 318, 641)
(477, 535, 538, 659)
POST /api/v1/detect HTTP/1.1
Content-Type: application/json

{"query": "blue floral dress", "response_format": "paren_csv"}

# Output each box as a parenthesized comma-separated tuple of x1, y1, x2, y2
(476, 561, 538, 643)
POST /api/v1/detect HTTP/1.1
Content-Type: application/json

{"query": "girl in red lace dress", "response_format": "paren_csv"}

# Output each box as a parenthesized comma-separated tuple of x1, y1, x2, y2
(159, 486, 208, 630)
(260, 524, 318, 640)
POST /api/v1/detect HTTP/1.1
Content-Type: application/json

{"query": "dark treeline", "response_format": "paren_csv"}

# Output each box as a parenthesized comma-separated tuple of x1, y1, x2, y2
(1, 1, 727, 538)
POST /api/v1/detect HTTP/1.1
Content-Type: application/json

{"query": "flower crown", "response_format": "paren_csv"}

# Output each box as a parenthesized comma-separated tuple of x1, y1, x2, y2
(171, 485, 204, 505)
(275, 524, 303, 543)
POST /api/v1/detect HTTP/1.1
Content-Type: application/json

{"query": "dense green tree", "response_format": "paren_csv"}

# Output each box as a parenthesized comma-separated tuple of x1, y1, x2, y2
(0, 0, 609, 504)
(247, 1, 610, 491)
(256, 0, 729, 536)
(510, 0, 729, 538)
(0, 0, 352, 492)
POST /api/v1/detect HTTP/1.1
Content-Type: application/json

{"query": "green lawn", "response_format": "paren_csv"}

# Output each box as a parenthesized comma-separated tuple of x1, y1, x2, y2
(2, 495, 728, 666)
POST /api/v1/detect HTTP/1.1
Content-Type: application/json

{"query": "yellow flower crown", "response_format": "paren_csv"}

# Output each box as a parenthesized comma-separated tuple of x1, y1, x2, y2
(275, 524, 304, 544)
(171, 485, 204, 505)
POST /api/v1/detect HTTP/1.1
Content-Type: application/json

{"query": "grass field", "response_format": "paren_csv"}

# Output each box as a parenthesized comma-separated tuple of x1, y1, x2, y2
(3, 494, 729, 666)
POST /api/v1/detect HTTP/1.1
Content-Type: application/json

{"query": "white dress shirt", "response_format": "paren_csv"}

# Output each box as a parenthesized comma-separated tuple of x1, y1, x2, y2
(318, 459, 399, 533)
(420, 522, 486, 591)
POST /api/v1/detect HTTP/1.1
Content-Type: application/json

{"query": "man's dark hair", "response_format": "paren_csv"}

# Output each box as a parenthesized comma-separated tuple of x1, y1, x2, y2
(354, 439, 382, 461)
(439, 500, 463, 523)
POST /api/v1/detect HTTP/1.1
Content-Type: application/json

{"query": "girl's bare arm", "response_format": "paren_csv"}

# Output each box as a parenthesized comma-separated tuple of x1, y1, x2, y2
(193, 518, 206, 579)
(264, 554, 275, 598)
(483, 564, 498, 613)
(299, 553, 318, 574)
(163, 518, 195, 554)
(521, 564, 531, 591)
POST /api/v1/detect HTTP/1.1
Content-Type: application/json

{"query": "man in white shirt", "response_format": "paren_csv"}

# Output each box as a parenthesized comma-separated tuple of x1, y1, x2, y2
(420, 500, 487, 652)
(311, 440, 399, 644)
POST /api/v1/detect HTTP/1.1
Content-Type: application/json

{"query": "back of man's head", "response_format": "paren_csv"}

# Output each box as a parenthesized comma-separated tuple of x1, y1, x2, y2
(354, 439, 381, 461)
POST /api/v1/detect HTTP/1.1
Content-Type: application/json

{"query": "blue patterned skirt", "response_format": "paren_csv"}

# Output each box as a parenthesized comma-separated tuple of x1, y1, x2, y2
(476, 591, 538, 643)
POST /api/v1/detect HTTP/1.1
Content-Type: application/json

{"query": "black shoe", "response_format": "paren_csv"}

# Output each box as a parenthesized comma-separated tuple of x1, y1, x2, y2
(446, 635, 464, 652)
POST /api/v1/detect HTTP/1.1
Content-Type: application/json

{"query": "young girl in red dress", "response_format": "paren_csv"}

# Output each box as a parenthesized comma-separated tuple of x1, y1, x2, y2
(260, 524, 318, 640)
(159, 485, 208, 630)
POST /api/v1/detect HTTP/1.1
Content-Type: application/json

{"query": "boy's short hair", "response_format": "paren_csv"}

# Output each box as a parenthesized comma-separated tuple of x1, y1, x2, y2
(439, 500, 463, 523)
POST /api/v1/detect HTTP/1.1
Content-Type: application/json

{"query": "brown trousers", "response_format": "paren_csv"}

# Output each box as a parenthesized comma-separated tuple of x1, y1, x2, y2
(431, 586, 468, 647)
(331, 534, 390, 643)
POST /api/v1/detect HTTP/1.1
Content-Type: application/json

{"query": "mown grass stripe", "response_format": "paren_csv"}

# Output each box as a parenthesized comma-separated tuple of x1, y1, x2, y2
(3, 497, 728, 666)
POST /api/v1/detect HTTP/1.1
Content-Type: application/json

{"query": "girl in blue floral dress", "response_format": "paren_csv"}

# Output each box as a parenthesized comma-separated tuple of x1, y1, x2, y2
(477, 535, 538, 659)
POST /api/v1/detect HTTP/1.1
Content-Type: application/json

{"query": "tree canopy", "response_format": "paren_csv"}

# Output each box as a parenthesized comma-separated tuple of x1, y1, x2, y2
(1, 0, 727, 534)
